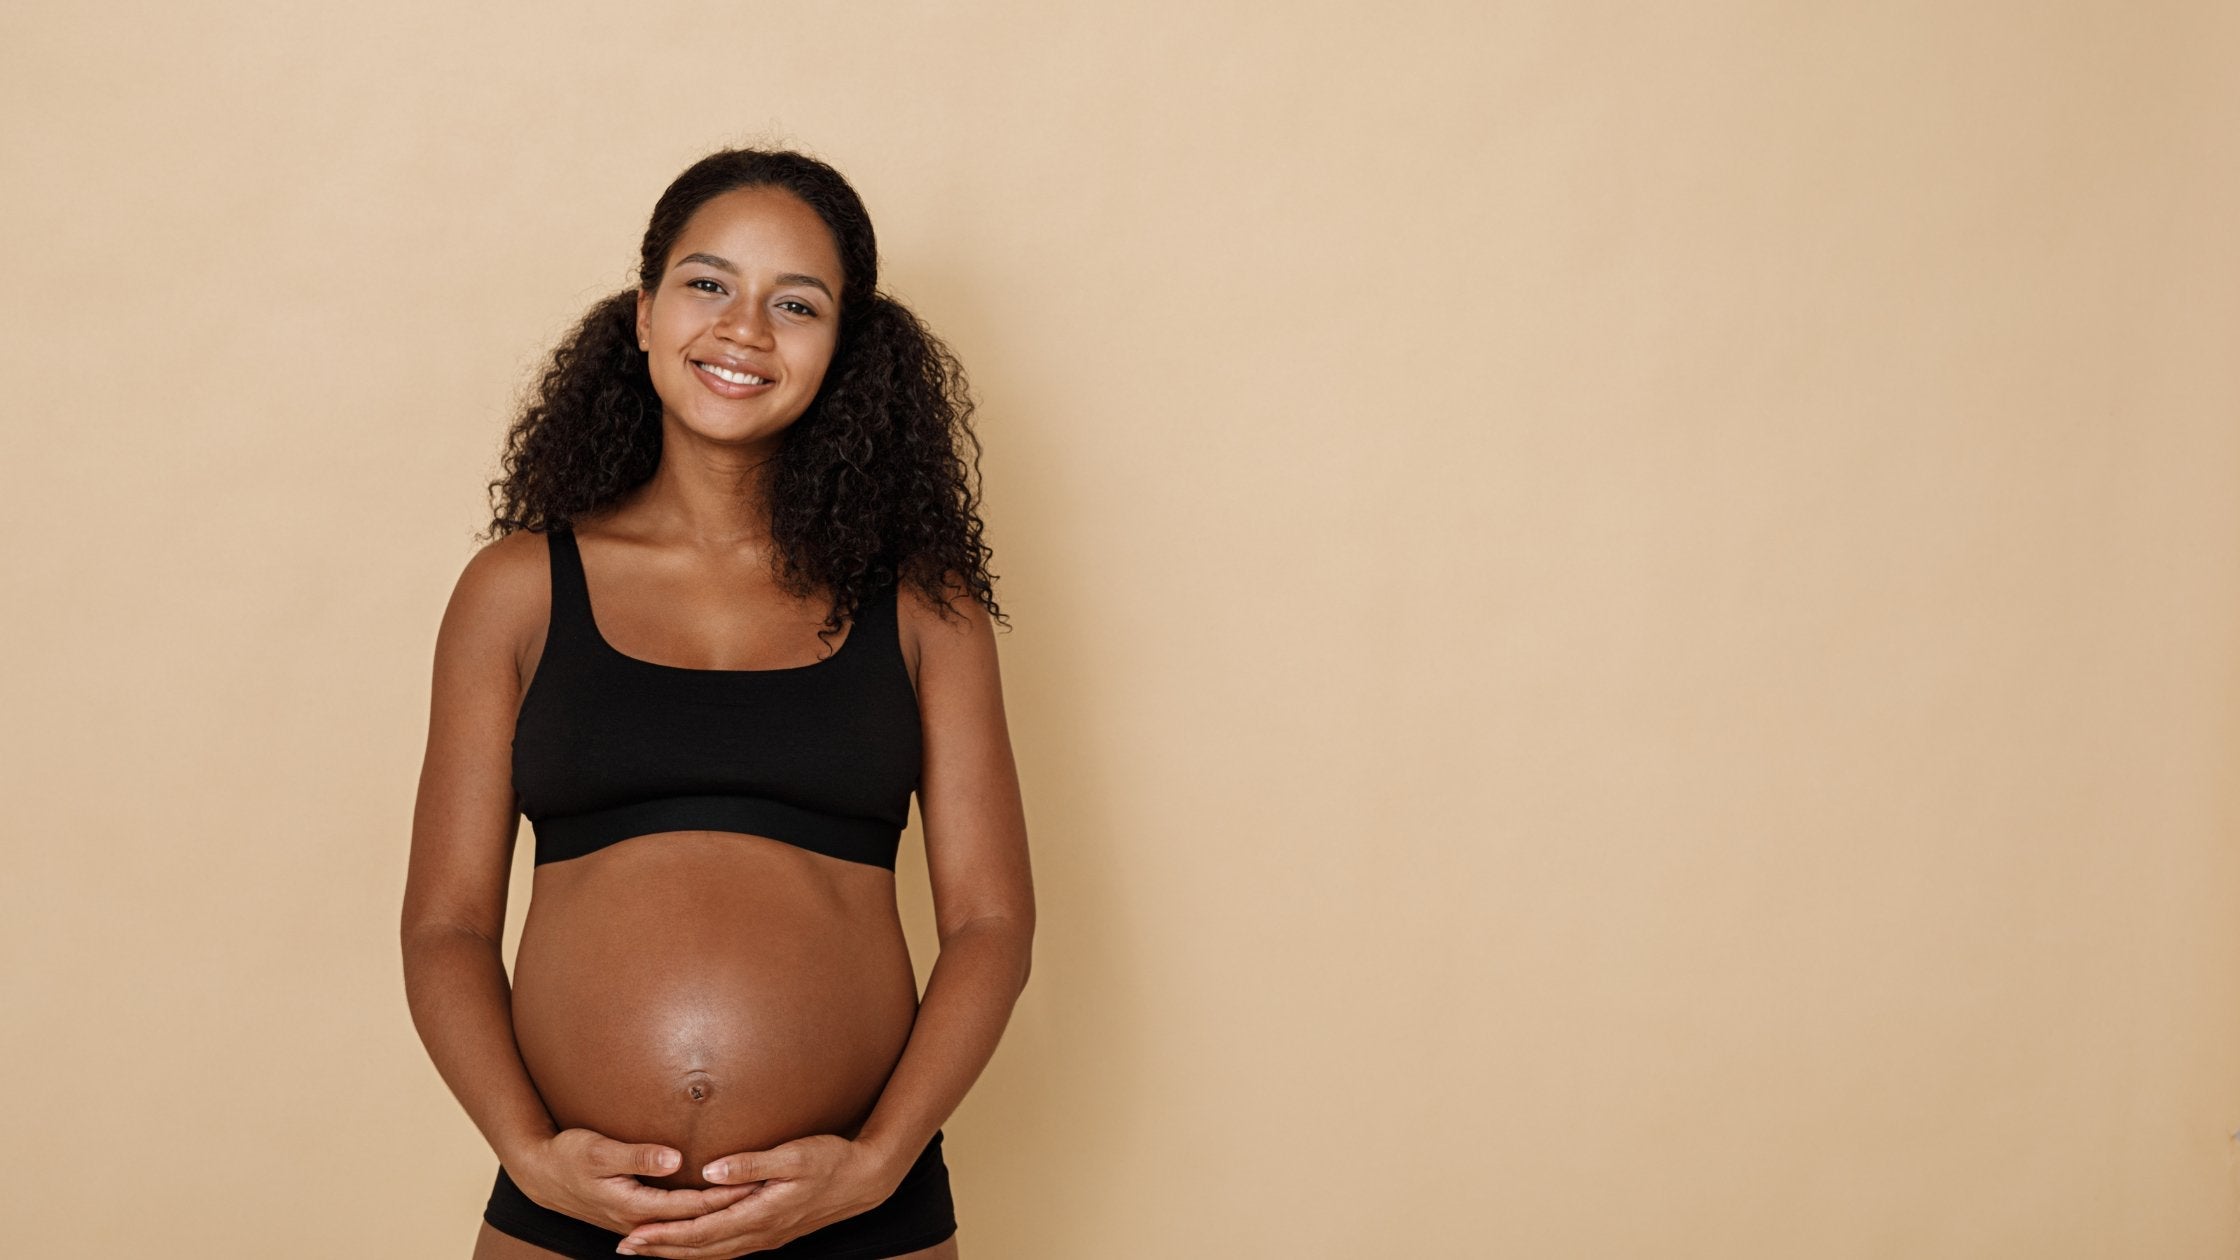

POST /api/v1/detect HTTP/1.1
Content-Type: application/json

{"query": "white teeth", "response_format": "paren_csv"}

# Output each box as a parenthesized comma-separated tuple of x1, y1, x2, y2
(698, 362, 769, 386)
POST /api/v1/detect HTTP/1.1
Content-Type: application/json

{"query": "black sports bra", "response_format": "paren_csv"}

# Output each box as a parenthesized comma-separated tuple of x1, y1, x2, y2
(511, 526, 923, 870)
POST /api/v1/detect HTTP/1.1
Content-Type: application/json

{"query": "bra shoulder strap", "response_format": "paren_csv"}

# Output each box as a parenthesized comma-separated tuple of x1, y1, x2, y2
(849, 571, 910, 675)
(541, 525, 597, 646)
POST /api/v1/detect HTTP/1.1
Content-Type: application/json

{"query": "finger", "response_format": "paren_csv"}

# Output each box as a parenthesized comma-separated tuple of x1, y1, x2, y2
(704, 1142, 806, 1184)
(602, 1138, 683, 1178)
(617, 1188, 775, 1252)
(618, 1210, 730, 1246)
(616, 1181, 759, 1221)
(621, 1223, 733, 1257)
(621, 1240, 742, 1260)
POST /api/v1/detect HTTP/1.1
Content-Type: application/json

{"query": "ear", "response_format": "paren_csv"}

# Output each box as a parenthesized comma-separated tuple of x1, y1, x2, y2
(635, 288, 651, 351)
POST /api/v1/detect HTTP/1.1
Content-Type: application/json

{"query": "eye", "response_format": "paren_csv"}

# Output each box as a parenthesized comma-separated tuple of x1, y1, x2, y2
(778, 299, 817, 317)
(686, 277, 725, 294)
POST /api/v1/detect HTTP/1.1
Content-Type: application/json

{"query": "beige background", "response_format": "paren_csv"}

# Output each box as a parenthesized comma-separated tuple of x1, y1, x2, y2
(4, 2, 2238, 1256)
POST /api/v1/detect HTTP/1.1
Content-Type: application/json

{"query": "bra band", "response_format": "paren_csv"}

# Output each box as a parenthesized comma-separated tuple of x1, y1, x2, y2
(532, 793, 903, 870)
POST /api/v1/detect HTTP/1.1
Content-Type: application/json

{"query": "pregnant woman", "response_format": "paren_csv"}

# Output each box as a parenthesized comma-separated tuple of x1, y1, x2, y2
(402, 146, 1034, 1260)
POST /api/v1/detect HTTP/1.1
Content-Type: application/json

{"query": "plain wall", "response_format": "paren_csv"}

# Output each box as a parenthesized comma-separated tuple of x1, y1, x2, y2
(4, 2, 2238, 1256)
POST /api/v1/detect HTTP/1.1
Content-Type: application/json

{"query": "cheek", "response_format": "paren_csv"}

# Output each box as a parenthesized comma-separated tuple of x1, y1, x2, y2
(652, 309, 693, 345)
(791, 333, 839, 383)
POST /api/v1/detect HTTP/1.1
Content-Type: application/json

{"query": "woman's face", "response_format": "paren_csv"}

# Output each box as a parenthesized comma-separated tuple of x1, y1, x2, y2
(635, 185, 845, 452)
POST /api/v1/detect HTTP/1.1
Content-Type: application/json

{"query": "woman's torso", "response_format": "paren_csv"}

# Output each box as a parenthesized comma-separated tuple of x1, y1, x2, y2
(505, 523, 924, 1190)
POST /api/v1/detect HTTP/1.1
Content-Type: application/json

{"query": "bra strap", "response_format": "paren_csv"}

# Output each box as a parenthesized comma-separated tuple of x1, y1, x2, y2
(542, 526, 597, 648)
(849, 573, 908, 675)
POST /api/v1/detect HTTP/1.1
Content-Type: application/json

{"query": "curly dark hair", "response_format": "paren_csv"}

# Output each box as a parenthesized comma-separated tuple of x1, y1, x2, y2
(481, 145, 1005, 637)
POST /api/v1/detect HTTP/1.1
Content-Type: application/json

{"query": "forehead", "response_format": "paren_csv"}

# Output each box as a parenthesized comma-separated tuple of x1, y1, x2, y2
(667, 186, 842, 279)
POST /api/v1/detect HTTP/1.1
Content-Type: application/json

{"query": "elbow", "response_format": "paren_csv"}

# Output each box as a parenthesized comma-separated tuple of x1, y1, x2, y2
(943, 910, 1034, 995)
(1009, 915, 1036, 995)
(1015, 902, 1036, 991)
(400, 918, 502, 964)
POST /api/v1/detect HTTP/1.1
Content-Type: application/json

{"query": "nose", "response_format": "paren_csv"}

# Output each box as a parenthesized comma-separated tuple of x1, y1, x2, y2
(716, 300, 773, 347)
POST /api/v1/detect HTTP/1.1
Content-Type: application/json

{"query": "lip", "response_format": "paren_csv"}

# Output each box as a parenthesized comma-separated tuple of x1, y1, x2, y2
(691, 358, 777, 398)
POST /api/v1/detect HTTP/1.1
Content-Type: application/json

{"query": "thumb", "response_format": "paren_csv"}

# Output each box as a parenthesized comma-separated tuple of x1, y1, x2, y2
(703, 1142, 802, 1184)
(602, 1137, 682, 1178)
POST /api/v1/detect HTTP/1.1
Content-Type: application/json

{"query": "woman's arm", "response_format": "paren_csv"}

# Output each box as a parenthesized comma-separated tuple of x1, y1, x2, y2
(399, 535, 558, 1168)
(849, 574, 1037, 1185)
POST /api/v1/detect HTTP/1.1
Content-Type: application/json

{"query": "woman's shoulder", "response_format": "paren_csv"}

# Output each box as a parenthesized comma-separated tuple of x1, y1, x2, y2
(458, 525, 553, 596)
(897, 566, 987, 625)
(437, 527, 556, 669)
(896, 567, 997, 672)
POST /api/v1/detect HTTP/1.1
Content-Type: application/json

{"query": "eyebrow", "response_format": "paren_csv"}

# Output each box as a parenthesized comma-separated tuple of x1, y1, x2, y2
(674, 252, 834, 300)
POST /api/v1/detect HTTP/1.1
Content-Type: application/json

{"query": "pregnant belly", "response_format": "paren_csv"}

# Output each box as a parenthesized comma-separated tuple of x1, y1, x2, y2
(510, 831, 921, 1191)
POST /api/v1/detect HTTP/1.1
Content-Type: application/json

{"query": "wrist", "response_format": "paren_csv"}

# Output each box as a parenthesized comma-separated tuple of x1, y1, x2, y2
(494, 1125, 559, 1172)
(849, 1129, 925, 1195)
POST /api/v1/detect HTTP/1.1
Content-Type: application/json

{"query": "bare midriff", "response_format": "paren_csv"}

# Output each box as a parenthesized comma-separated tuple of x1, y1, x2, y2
(509, 830, 919, 1191)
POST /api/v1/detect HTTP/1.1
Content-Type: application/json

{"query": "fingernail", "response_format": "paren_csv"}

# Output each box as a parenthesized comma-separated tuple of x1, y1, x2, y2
(703, 1163, 723, 1180)
(656, 1150, 678, 1169)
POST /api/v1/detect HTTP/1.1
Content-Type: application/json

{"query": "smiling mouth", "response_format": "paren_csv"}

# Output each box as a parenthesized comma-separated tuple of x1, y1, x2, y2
(694, 361, 772, 386)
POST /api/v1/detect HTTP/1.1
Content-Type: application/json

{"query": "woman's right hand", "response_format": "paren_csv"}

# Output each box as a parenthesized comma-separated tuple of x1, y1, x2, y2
(509, 1128, 760, 1235)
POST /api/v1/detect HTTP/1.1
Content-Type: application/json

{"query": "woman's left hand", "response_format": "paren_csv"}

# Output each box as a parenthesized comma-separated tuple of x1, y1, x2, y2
(613, 1134, 897, 1258)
